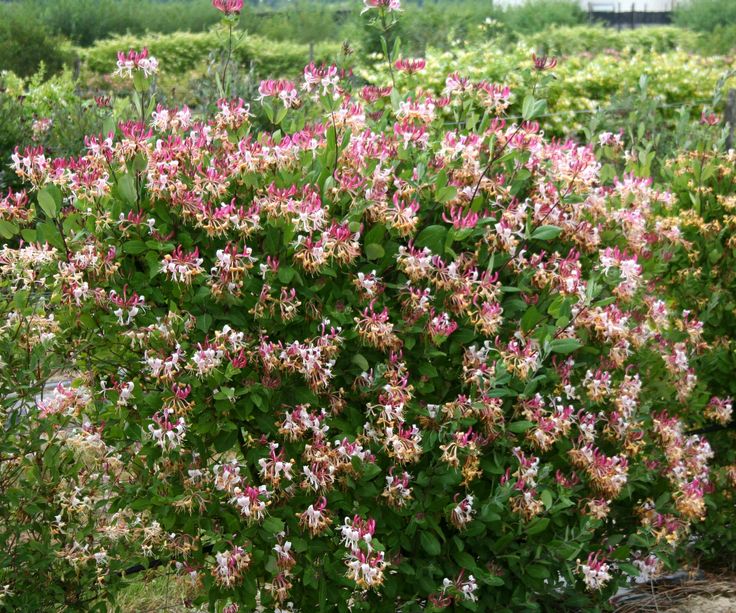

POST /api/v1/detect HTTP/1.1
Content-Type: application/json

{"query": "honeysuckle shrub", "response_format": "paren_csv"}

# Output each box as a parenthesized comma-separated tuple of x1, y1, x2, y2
(650, 140, 736, 565)
(0, 4, 721, 611)
(0, 271, 142, 611)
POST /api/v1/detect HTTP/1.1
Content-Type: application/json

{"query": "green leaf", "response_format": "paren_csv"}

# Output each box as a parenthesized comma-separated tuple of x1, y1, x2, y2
(352, 353, 370, 371)
(610, 545, 631, 561)
(364, 224, 385, 244)
(117, 174, 137, 205)
(391, 36, 401, 63)
(0, 220, 19, 239)
(380, 35, 389, 61)
(548, 338, 582, 354)
(123, 240, 147, 255)
(415, 224, 447, 254)
(522, 95, 536, 120)
(619, 562, 641, 578)
(303, 564, 318, 588)
(262, 516, 285, 534)
(526, 517, 550, 536)
(262, 100, 274, 123)
(399, 563, 416, 576)
(37, 188, 57, 218)
(362, 462, 382, 480)
(453, 550, 477, 569)
(274, 106, 288, 125)
(326, 125, 337, 163)
(102, 115, 116, 137)
(526, 564, 550, 579)
(507, 421, 533, 433)
(522, 95, 547, 120)
(132, 70, 149, 92)
(521, 306, 543, 333)
(420, 531, 441, 556)
(531, 225, 562, 241)
(278, 266, 296, 284)
(197, 313, 213, 333)
(436, 185, 457, 203)
(365, 243, 385, 260)
(213, 429, 237, 452)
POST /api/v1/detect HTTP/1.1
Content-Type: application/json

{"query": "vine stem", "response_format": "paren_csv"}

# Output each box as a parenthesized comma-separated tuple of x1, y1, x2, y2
(379, 10, 397, 90)
(221, 22, 234, 98)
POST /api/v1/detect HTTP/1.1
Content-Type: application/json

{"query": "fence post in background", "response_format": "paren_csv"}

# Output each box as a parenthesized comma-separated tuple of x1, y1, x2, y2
(725, 89, 736, 151)
(631, 3, 635, 29)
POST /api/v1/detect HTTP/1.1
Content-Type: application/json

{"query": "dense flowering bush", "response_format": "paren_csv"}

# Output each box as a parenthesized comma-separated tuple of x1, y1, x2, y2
(650, 141, 736, 563)
(0, 3, 724, 611)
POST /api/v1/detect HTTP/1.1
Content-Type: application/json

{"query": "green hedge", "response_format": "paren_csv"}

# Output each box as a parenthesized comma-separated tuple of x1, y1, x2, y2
(524, 25, 700, 55)
(81, 31, 341, 77)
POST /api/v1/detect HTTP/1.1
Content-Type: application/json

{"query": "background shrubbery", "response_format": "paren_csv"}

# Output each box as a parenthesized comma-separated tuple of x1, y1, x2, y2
(81, 31, 340, 78)
(2, 0, 220, 47)
(0, 5, 72, 78)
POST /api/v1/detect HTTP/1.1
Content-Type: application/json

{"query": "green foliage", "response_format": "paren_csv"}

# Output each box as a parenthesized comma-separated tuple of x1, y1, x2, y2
(0, 263, 135, 610)
(673, 0, 736, 32)
(349, 0, 586, 57)
(2, 0, 220, 47)
(0, 69, 109, 190)
(644, 140, 736, 570)
(81, 30, 341, 77)
(499, 0, 585, 35)
(695, 24, 736, 55)
(0, 4, 71, 77)
(3, 2, 736, 609)
(241, 0, 353, 45)
(525, 24, 699, 56)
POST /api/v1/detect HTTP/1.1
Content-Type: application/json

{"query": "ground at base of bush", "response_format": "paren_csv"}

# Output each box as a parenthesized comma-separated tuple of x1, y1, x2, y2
(613, 570, 736, 613)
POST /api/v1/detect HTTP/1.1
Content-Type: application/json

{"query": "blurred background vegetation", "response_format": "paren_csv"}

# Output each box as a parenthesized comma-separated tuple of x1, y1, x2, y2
(0, 0, 733, 79)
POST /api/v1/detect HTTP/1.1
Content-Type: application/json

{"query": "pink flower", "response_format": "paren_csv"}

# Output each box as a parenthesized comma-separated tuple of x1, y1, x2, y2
(113, 47, 159, 78)
(395, 58, 426, 74)
(258, 79, 301, 109)
(700, 110, 719, 126)
(362, 0, 401, 14)
(212, 0, 243, 15)
(532, 53, 557, 71)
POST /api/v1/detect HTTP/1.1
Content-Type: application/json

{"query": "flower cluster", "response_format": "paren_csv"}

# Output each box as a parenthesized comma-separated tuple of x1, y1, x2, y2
(576, 551, 613, 591)
(113, 47, 159, 79)
(212, 0, 243, 15)
(361, 0, 401, 14)
(339, 515, 387, 589)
